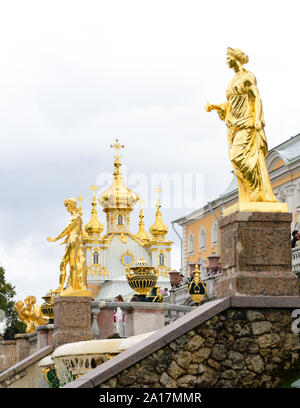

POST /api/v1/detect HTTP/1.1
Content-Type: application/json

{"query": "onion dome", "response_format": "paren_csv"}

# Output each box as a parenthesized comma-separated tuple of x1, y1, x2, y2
(99, 140, 138, 211)
(149, 198, 168, 242)
(136, 207, 151, 242)
(85, 184, 104, 237)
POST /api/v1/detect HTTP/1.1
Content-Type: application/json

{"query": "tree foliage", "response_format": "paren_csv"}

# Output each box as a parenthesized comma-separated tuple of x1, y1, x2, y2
(0, 266, 26, 339)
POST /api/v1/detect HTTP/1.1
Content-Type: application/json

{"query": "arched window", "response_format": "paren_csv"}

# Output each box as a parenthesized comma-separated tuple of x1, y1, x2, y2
(118, 215, 123, 225)
(93, 251, 99, 265)
(159, 253, 165, 266)
(199, 228, 206, 251)
(188, 233, 194, 254)
(212, 221, 218, 247)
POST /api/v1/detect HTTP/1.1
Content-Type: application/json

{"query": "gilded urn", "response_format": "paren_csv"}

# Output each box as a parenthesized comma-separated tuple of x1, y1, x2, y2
(188, 265, 206, 306)
(41, 290, 56, 323)
(126, 257, 159, 301)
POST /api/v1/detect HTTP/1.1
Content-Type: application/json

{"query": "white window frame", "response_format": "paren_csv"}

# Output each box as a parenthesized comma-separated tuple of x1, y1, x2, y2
(199, 227, 206, 251)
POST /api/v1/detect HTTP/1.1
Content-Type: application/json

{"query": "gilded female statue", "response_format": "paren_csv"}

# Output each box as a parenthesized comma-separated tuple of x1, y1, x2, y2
(206, 48, 277, 204)
(47, 198, 90, 296)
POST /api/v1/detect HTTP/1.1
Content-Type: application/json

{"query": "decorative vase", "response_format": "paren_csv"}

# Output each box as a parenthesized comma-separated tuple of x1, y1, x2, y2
(188, 265, 207, 306)
(126, 257, 159, 301)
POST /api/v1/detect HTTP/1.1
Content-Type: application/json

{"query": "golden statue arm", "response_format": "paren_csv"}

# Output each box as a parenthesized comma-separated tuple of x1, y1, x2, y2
(205, 102, 227, 121)
(244, 77, 264, 130)
(47, 219, 75, 242)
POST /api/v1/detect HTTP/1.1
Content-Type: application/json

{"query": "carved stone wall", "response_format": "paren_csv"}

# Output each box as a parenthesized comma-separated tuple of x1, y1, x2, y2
(98, 307, 300, 388)
(0, 341, 17, 372)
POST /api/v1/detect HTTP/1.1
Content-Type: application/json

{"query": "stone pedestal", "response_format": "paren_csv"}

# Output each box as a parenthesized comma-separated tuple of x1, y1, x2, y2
(15, 333, 32, 362)
(97, 309, 114, 339)
(125, 308, 164, 337)
(53, 296, 92, 348)
(217, 212, 299, 297)
(36, 324, 54, 349)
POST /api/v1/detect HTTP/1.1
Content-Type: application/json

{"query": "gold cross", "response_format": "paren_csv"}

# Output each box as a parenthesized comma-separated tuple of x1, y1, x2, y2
(110, 138, 124, 157)
(89, 184, 99, 200)
(77, 194, 84, 209)
(156, 186, 162, 204)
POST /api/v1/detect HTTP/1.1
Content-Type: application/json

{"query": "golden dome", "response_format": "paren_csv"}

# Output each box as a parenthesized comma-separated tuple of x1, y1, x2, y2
(136, 208, 151, 242)
(99, 143, 138, 211)
(85, 185, 104, 236)
(149, 201, 168, 241)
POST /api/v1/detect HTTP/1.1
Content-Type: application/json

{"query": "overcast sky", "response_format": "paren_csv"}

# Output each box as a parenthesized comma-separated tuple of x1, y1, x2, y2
(0, 0, 299, 302)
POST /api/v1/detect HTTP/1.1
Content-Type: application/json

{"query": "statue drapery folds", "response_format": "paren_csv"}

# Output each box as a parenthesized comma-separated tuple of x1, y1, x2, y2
(206, 48, 286, 212)
(47, 198, 91, 297)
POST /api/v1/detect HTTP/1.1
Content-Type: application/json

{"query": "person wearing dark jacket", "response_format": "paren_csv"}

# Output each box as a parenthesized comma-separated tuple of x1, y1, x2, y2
(291, 230, 300, 248)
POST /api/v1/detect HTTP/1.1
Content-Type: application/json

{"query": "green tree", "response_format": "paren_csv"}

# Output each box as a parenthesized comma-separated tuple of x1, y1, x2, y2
(0, 266, 26, 339)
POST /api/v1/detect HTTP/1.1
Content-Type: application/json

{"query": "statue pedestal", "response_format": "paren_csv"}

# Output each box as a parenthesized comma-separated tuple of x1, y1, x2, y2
(217, 212, 299, 297)
(53, 296, 92, 348)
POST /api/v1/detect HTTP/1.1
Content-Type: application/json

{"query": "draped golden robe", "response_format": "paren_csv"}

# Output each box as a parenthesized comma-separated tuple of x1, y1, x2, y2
(223, 70, 276, 203)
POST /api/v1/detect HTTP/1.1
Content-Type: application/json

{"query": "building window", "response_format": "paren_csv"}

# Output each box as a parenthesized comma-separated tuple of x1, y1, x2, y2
(199, 228, 206, 251)
(159, 253, 165, 266)
(93, 251, 99, 265)
(212, 222, 218, 247)
(188, 234, 194, 255)
(118, 215, 123, 225)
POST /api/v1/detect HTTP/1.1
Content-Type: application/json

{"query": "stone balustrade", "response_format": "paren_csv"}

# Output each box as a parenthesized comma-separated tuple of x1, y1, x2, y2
(91, 301, 193, 339)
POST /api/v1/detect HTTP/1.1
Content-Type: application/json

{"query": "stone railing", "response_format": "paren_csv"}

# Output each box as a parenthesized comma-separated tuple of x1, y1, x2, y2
(292, 247, 300, 277)
(91, 301, 193, 339)
(166, 273, 222, 306)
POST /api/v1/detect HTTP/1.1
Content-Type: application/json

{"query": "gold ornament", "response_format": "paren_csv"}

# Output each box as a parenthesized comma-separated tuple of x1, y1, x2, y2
(47, 198, 91, 297)
(188, 265, 206, 306)
(206, 48, 288, 215)
(149, 187, 168, 241)
(85, 184, 104, 237)
(14, 296, 49, 333)
(126, 257, 159, 300)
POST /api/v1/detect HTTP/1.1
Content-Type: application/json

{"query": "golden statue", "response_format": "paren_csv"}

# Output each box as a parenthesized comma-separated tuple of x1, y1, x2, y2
(206, 48, 288, 215)
(14, 296, 48, 333)
(47, 198, 91, 297)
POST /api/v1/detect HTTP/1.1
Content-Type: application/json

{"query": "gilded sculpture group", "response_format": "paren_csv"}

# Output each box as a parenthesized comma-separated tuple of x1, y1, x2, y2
(15, 48, 287, 332)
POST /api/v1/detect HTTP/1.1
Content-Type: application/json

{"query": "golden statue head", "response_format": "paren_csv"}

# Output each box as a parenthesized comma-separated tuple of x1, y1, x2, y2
(227, 48, 249, 68)
(64, 198, 78, 214)
(24, 295, 36, 306)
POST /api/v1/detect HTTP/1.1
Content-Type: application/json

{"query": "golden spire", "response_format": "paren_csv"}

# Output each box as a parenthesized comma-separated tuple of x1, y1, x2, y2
(99, 139, 138, 211)
(85, 184, 104, 236)
(136, 198, 151, 242)
(149, 187, 168, 241)
(77, 194, 84, 216)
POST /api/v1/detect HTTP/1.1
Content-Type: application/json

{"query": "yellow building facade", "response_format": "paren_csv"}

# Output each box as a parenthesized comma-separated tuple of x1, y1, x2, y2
(173, 134, 300, 276)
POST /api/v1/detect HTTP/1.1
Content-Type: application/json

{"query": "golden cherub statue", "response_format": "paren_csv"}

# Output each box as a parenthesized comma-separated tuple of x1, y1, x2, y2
(206, 48, 287, 214)
(47, 198, 91, 297)
(14, 296, 48, 333)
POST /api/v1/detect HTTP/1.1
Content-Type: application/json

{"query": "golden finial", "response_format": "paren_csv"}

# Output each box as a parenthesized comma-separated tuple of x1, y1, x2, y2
(90, 184, 99, 201)
(155, 186, 162, 206)
(110, 138, 124, 158)
(85, 185, 104, 237)
(136, 197, 151, 242)
(149, 186, 168, 242)
(76, 194, 84, 215)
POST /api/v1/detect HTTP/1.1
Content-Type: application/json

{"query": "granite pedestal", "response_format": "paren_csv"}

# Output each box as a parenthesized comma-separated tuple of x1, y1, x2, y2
(217, 211, 299, 297)
(53, 296, 93, 348)
(125, 307, 164, 337)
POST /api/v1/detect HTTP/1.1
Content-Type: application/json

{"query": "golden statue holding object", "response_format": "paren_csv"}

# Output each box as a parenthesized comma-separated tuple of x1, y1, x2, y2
(14, 296, 49, 333)
(47, 198, 91, 297)
(206, 48, 288, 215)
